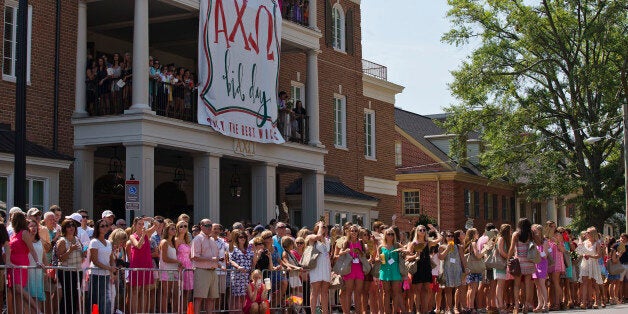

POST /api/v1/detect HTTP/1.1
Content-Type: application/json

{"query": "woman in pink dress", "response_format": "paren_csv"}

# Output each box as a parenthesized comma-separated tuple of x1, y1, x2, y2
(129, 216, 157, 313)
(7, 211, 41, 314)
(175, 220, 193, 309)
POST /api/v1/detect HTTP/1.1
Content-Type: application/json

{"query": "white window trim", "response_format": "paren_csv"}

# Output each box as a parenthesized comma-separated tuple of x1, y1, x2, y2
(395, 141, 402, 166)
(2, 0, 32, 84)
(290, 80, 305, 104)
(364, 109, 376, 160)
(333, 94, 347, 149)
(331, 3, 345, 52)
(402, 190, 420, 216)
(0, 174, 48, 210)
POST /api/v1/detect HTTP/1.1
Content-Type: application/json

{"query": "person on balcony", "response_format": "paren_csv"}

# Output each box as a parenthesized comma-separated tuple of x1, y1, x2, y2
(110, 53, 123, 114)
(96, 57, 111, 115)
(293, 100, 306, 141)
(149, 58, 161, 109)
(278, 91, 291, 139)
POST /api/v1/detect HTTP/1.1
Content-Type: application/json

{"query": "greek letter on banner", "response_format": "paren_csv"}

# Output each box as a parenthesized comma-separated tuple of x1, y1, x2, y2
(197, 0, 284, 144)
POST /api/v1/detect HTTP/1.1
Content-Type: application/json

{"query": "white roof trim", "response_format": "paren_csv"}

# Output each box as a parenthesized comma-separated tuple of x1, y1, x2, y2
(0, 153, 72, 169)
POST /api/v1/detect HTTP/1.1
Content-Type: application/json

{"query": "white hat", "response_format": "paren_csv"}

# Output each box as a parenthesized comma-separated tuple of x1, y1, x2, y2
(9, 207, 23, 215)
(101, 210, 115, 218)
(65, 213, 83, 224)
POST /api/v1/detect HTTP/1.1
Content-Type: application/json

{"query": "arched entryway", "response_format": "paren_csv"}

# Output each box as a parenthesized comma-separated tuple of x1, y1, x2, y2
(154, 181, 189, 220)
(93, 174, 125, 221)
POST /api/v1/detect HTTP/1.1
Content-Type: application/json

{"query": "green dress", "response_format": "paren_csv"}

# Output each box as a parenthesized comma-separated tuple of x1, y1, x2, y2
(379, 246, 402, 281)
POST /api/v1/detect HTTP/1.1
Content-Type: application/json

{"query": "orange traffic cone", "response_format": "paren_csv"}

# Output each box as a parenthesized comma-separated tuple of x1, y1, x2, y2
(91, 304, 99, 314)
(186, 301, 194, 314)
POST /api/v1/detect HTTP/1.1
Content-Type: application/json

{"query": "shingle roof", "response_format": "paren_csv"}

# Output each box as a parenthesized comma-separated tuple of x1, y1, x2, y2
(285, 176, 379, 202)
(394, 108, 480, 175)
(0, 125, 74, 161)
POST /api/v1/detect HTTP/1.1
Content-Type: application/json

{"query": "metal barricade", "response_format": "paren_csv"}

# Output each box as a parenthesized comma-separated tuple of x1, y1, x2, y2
(1, 264, 83, 314)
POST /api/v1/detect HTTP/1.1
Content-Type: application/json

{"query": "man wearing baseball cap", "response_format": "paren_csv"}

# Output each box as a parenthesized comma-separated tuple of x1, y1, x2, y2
(66, 212, 91, 247)
(101, 210, 116, 238)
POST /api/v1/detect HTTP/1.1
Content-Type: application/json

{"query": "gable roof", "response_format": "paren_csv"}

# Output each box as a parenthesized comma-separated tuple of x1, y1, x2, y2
(394, 107, 481, 175)
(0, 124, 74, 161)
(285, 176, 379, 202)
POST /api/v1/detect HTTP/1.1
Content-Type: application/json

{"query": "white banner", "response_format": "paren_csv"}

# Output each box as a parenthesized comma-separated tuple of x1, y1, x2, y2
(198, 0, 284, 144)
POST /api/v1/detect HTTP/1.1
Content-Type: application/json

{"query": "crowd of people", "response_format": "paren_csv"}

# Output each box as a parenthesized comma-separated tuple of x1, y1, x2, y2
(85, 53, 197, 121)
(1, 204, 628, 314)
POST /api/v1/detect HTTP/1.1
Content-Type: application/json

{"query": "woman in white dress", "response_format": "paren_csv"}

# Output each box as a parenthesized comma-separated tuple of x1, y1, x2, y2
(578, 227, 602, 309)
(306, 221, 331, 314)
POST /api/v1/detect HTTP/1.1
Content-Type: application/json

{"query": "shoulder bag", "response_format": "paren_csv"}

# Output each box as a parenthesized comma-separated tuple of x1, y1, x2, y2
(485, 245, 506, 271)
(527, 241, 541, 264)
(465, 252, 486, 273)
(301, 242, 320, 270)
(607, 259, 624, 275)
(332, 253, 353, 276)
(507, 257, 521, 276)
(359, 255, 372, 274)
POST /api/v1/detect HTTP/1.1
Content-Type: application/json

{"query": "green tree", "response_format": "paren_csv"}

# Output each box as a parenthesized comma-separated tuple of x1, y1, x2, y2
(441, 0, 628, 232)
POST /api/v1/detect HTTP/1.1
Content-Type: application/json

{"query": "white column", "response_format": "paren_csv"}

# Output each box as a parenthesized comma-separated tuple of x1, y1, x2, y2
(308, 0, 318, 30)
(193, 153, 221, 223)
(127, 0, 152, 112)
(306, 50, 322, 147)
(302, 170, 324, 227)
(73, 146, 94, 216)
(124, 142, 155, 217)
(73, 0, 87, 117)
(251, 163, 277, 225)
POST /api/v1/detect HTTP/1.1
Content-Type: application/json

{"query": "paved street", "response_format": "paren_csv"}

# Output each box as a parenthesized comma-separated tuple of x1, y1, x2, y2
(543, 303, 628, 313)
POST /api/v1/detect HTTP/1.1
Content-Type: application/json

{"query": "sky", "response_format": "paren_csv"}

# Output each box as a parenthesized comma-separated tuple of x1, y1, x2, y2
(361, 0, 474, 115)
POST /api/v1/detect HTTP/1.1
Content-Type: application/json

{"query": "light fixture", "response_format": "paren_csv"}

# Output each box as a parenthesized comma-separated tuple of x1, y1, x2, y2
(108, 146, 124, 192)
(230, 165, 242, 198)
(173, 156, 187, 189)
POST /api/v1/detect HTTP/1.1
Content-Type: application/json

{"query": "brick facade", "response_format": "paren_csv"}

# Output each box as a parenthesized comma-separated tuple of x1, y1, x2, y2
(0, 0, 77, 213)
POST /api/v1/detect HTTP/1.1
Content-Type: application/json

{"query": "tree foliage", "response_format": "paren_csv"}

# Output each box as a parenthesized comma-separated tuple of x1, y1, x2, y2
(441, 0, 628, 232)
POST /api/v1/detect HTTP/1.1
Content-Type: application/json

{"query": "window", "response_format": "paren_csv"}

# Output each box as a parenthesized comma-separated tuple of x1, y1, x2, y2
(502, 196, 508, 222)
(403, 190, 420, 215)
(331, 4, 345, 51)
(26, 179, 44, 210)
(290, 82, 304, 104)
(492, 194, 498, 220)
(464, 189, 471, 217)
(473, 191, 480, 218)
(485, 193, 492, 219)
(364, 109, 375, 159)
(353, 214, 364, 227)
(510, 197, 516, 223)
(334, 212, 350, 225)
(333, 96, 346, 148)
(395, 142, 402, 166)
(3, 1, 31, 82)
(0, 176, 7, 208)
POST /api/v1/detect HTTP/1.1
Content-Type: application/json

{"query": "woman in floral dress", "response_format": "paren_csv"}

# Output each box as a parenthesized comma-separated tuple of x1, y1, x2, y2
(229, 229, 254, 311)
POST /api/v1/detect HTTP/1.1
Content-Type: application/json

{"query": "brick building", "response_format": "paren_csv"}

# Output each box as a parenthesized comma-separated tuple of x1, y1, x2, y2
(0, 0, 75, 212)
(394, 108, 518, 233)
(0, 0, 402, 226)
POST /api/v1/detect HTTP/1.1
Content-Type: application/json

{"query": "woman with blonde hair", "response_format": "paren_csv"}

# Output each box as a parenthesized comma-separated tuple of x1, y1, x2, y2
(407, 224, 441, 313)
(493, 224, 511, 313)
(109, 228, 128, 312)
(378, 227, 407, 313)
(531, 224, 550, 312)
(462, 228, 483, 313)
(159, 223, 180, 313)
(306, 221, 331, 314)
(578, 227, 603, 309)
(175, 220, 193, 307)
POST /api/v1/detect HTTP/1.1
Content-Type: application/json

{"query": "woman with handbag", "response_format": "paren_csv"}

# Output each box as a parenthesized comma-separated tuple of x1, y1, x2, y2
(439, 231, 465, 314)
(378, 227, 407, 314)
(577, 227, 603, 309)
(507, 218, 535, 314)
(606, 238, 622, 305)
(493, 224, 511, 314)
(531, 224, 550, 313)
(407, 224, 441, 314)
(336, 225, 366, 314)
(57, 219, 85, 314)
(463, 228, 484, 313)
(306, 221, 331, 314)
(360, 228, 381, 314)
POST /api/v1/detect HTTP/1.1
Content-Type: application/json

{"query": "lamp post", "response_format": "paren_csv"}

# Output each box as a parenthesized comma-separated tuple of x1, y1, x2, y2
(585, 101, 628, 233)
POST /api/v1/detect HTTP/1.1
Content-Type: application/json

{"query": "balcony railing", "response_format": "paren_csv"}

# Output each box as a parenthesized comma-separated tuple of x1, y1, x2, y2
(362, 59, 388, 81)
(281, 0, 309, 27)
(85, 78, 308, 144)
(86, 78, 198, 122)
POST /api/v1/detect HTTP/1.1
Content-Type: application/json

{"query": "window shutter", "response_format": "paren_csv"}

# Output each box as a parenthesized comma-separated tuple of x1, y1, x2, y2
(325, 0, 333, 47)
(345, 8, 354, 55)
